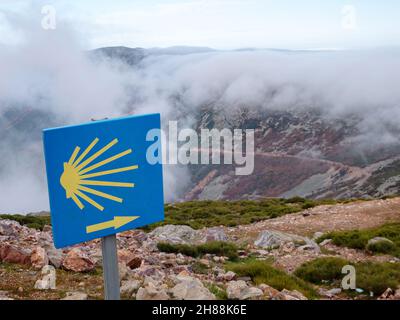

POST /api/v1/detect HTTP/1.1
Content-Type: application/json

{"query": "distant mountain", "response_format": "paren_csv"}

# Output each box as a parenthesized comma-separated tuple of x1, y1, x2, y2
(89, 46, 216, 66)
(183, 107, 400, 200)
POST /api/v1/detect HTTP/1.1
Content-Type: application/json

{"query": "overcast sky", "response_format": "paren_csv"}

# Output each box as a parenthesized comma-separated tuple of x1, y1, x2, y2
(0, 0, 399, 50)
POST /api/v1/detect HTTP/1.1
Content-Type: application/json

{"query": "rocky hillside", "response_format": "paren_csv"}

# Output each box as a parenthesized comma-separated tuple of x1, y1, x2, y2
(1, 197, 399, 300)
(184, 107, 400, 201)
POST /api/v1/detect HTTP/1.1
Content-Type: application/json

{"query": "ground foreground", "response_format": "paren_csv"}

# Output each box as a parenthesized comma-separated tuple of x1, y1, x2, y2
(0, 197, 400, 300)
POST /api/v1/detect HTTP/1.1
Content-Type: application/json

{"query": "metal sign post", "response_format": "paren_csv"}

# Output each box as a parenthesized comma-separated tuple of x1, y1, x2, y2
(101, 234, 120, 300)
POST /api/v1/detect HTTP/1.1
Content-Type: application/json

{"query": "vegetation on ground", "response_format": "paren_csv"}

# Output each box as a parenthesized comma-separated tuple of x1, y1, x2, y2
(225, 258, 318, 298)
(143, 197, 355, 230)
(1, 197, 363, 232)
(0, 261, 103, 300)
(294, 257, 400, 295)
(157, 241, 239, 260)
(317, 223, 400, 257)
(0, 214, 51, 231)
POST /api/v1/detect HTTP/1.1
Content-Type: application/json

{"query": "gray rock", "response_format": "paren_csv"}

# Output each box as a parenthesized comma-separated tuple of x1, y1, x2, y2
(170, 275, 216, 300)
(150, 225, 200, 244)
(0, 220, 22, 237)
(319, 239, 332, 246)
(62, 292, 88, 300)
(136, 283, 169, 300)
(312, 232, 324, 241)
(254, 230, 320, 252)
(201, 227, 227, 243)
(226, 280, 263, 300)
(120, 280, 141, 296)
(46, 248, 64, 269)
(34, 265, 56, 290)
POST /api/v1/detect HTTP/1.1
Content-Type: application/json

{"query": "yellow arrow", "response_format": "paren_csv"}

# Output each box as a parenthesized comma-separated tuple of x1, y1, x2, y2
(86, 216, 139, 234)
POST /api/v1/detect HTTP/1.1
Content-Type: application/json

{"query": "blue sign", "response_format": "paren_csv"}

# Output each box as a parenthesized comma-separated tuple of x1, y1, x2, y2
(43, 113, 164, 248)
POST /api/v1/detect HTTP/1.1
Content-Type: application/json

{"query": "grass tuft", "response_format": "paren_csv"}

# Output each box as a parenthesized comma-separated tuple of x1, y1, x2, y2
(295, 257, 400, 296)
(225, 259, 318, 298)
(157, 241, 239, 260)
(317, 223, 400, 257)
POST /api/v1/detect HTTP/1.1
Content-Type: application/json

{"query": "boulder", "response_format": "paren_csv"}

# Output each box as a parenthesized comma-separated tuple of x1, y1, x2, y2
(0, 220, 22, 237)
(136, 283, 169, 300)
(226, 280, 263, 300)
(62, 292, 88, 300)
(46, 247, 64, 269)
(170, 275, 216, 300)
(31, 246, 49, 269)
(201, 227, 227, 243)
(367, 237, 395, 252)
(62, 248, 95, 272)
(0, 243, 31, 265)
(149, 225, 200, 244)
(254, 230, 320, 252)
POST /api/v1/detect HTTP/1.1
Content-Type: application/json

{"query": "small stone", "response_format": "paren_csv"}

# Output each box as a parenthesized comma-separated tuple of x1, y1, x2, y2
(319, 239, 332, 246)
(136, 283, 169, 300)
(34, 265, 56, 290)
(120, 280, 141, 296)
(199, 259, 210, 267)
(119, 262, 129, 281)
(378, 288, 393, 300)
(312, 232, 324, 240)
(226, 280, 263, 300)
(62, 292, 88, 300)
(276, 289, 308, 300)
(258, 284, 280, 299)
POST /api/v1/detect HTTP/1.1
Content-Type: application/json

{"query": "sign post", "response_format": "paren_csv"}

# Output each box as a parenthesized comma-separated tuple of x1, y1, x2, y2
(102, 234, 120, 300)
(42, 113, 164, 300)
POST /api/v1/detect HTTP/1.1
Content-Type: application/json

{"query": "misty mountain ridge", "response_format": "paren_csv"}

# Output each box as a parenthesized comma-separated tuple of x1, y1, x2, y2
(1, 45, 400, 212)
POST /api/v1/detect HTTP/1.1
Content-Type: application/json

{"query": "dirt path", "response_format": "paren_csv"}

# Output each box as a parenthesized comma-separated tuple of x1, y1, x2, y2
(226, 197, 400, 240)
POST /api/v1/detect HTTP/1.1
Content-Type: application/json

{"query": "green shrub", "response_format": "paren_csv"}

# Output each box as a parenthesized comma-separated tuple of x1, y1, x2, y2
(317, 223, 400, 257)
(356, 262, 400, 295)
(295, 258, 400, 296)
(225, 259, 318, 298)
(144, 198, 357, 231)
(157, 242, 198, 257)
(0, 214, 51, 231)
(157, 241, 239, 260)
(366, 240, 396, 255)
(191, 261, 210, 274)
(294, 257, 349, 284)
(197, 241, 239, 260)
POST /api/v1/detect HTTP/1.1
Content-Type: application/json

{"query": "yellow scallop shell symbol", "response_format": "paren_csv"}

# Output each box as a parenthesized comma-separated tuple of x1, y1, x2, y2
(60, 137, 138, 211)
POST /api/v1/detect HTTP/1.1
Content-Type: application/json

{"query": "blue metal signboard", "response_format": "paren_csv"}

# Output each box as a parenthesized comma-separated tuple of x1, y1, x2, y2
(43, 113, 164, 248)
